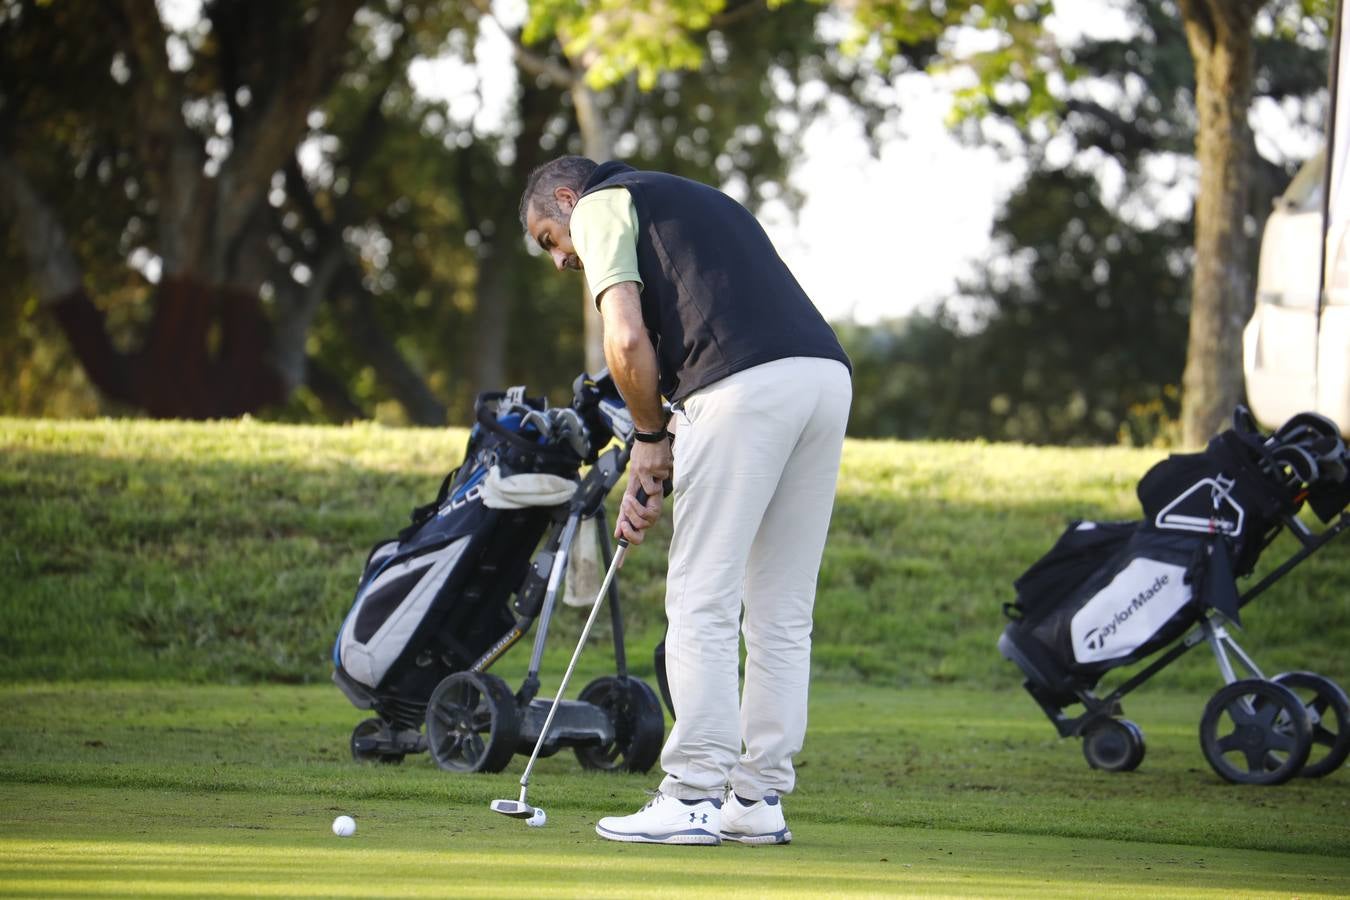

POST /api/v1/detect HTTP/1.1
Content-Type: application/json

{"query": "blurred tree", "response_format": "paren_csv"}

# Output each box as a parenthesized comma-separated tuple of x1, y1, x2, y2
(286, 0, 891, 418)
(0, 0, 906, 421)
(5, 0, 1326, 431)
(0, 0, 372, 419)
(449, 0, 922, 391)
(512, 0, 1063, 371)
(841, 0, 1329, 445)
(1174, 0, 1326, 445)
(840, 169, 1191, 445)
(843, 0, 1332, 446)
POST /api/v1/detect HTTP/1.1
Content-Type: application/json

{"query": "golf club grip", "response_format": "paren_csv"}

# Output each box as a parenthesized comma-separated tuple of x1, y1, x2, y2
(621, 481, 671, 551)
(634, 480, 674, 506)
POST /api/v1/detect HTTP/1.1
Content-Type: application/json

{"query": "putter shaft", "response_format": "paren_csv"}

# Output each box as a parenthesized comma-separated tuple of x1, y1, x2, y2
(517, 539, 629, 794)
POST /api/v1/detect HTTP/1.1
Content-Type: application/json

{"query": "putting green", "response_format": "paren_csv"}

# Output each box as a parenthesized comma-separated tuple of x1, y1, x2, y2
(2, 682, 1348, 897)
(1, 784, 1346, 898)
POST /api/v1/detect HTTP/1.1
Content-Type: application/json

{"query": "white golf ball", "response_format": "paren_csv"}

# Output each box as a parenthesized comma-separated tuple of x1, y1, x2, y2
(526, 809, 547, 828)
(332, 815, 357, 837)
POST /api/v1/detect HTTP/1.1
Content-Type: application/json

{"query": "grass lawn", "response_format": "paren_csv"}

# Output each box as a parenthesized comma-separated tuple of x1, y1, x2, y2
(2, 417, 1348, 896)
(1, 679, 1348, 898)
(2, 417, 1347, 690)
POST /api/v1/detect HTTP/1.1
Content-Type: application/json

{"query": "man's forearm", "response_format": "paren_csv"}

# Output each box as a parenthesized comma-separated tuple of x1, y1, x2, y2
(606, 337, 666, 433)
(599, 282, 666, 432)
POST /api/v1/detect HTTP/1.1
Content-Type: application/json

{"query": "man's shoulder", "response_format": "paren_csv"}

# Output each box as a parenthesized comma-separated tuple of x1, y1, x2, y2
(590, 166, 713, 193)
(575, 185, 632, 208)
(573, 188, 636, 234)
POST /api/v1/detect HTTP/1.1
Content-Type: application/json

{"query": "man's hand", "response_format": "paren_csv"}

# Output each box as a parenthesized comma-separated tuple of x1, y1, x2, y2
(616, 438, 673, 545)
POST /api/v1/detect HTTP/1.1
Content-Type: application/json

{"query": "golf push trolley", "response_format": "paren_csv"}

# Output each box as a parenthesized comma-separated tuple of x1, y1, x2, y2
(331, 371, 665, 775)
(999, 407, 1350, 785)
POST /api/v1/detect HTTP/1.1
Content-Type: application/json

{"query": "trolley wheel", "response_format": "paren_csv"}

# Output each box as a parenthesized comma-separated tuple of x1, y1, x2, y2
(574, 676, 665, 774)
(350, 717, 404, 765)
(1199, 679, 1312, 785)
(425, 672, 520, 774)
(1272, 672, 1350, 778)
(1081, 718, 1146, 772)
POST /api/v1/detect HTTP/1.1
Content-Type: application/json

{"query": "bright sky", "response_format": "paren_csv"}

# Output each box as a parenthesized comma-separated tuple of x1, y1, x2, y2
(753, 80, 1022, 324)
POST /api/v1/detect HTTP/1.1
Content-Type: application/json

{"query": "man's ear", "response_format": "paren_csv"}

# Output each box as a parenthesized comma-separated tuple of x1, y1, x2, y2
(554, 185, 579, 214)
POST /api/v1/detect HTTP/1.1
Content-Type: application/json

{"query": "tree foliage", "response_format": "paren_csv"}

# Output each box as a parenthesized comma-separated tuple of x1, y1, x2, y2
(842, 0, 1330, 445)
(842, 168, 1191, 445)
(0, 0, 1334, 442)
(0, 0, 870, 421)
(523, 0, 1064, 123)
(522, 0, 724, 89)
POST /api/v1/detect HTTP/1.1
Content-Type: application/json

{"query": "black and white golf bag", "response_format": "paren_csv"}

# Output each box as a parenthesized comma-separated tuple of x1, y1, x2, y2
(332, 377, 632, 728)
(1001, 408, 1348, 705)
(999, 407, 1350, 783)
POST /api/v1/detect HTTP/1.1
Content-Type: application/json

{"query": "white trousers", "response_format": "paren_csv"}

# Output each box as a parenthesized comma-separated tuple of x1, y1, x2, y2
(658, 356, 851, 801)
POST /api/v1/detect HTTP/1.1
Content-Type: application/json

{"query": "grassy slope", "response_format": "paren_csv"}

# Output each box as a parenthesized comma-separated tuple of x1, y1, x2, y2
(0, 681, 1347, 898)
(2, 417, 1346, 691)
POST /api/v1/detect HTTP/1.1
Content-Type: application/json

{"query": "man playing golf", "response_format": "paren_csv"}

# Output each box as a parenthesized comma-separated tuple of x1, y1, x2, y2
(520, 156, 851, 846)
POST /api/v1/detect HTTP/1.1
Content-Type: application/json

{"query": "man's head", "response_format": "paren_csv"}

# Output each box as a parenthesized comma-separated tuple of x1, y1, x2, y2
(519, 156, 598, 272)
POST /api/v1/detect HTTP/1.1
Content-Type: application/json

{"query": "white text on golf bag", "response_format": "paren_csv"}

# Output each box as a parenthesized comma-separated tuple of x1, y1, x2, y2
(1070, 558, 1191, 664)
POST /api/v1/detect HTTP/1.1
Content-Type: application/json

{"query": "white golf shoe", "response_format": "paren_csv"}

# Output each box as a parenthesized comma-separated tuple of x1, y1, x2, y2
(720, 793, 792, 845)
(595, 792, 722, 845)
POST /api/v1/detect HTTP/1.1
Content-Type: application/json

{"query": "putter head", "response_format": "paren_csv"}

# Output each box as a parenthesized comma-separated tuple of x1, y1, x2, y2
(490, 799, 535, 819)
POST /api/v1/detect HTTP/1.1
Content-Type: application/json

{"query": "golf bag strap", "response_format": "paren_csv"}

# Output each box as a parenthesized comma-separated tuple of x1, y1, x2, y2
(400, 464, 464, 542)
(1202, 536, 1242, 624)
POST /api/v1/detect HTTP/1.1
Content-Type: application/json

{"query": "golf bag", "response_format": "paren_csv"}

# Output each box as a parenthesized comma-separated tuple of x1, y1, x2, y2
(334, 387, 585, 697)
(332, 371, 666, 774)
(1000, 407, 1350, 784)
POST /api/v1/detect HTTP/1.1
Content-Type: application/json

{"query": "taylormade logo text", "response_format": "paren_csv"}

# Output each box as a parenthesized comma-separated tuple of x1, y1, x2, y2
(1083, 574, 1170, 652)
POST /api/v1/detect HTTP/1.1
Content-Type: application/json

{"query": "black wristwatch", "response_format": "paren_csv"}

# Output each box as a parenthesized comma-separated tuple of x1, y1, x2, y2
(633, 427, 670, 444)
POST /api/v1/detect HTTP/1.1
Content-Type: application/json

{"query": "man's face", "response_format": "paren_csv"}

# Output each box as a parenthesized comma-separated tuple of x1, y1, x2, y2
(526, 186, 583, 273)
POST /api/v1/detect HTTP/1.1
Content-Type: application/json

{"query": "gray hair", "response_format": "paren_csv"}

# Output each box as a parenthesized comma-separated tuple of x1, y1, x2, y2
(518, 156, 598, 230)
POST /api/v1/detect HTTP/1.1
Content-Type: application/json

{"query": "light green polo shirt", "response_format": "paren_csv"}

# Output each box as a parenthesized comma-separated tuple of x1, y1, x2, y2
(571, 187, 644, 306)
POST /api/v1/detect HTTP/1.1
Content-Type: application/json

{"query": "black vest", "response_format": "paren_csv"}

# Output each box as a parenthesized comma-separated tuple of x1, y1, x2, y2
(580, 162, 851, 402)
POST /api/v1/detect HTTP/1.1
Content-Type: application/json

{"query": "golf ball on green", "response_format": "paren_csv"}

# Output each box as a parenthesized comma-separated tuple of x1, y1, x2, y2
(527, 809, 547, 828)
(332, 815, 357, 837)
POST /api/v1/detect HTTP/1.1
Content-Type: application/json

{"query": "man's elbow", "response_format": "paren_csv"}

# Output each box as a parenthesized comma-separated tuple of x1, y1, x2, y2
(604, 327, 648, 358)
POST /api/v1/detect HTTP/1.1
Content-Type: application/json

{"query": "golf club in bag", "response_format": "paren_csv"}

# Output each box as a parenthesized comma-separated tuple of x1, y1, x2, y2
(332, 370, 665, 776)
(999, 406, 1350, 785)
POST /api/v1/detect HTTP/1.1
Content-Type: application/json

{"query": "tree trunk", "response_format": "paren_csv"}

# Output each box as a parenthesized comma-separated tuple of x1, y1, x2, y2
(475, 77, 563, 392)
(472, 250, 511, 392)
(456, 152, 511, 395)
(2, 145, 285, 417)
(50, 289, 135, 407)
(332, 278, 448, 426)
(1178, 0, 1263, 446)
(572, 79, 612, 376)
(129, 278, 286, 418)
(304, 357, 366, 423)
(50, 277, 286, 419)
(30, 0, 366, 418)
